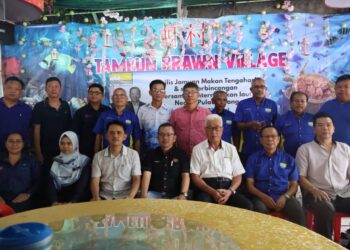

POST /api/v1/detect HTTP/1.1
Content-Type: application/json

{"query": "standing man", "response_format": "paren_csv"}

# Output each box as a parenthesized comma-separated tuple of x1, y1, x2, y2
(235, 77, 278, 165)
(94, 88, 141, 153)
(320, 74, 350, 146)
(190, 114, 252, 210)
(127, 86, 145, 115)
(211, 90, 240, 148)
(138, 79, 172, 157)
(170, 82, 211, 156)
(72, 83, 110, 159)
(141, 123, 190, 199)
(32, 77, 71, 167)
(275, 91, 314, 157)
(91, 120, 141, 200)
(0, 76, 32, 152)
(245, 126, 305, 226)
(296, 112, 350, 239)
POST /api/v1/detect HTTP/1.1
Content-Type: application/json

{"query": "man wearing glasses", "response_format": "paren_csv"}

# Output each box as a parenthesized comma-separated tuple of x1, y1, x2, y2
(246, 126, 305, 226)
(141, 123, 190, 199)
(235, 77, 278, 166)
(93, 88, 141, 153)
(72, 83, 110, 159)
(137, 80, 173, 159)
(170, 82, 211, 156)
(190, 114, 252, 209)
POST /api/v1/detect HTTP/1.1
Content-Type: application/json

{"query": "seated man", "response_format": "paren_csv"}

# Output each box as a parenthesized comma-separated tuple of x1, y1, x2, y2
(91, 120, 141, 200)
(296, 112, 350, 239)
(141, 123, 190, 199)
(190, 114, 252, 210)
(246, 126, 305, 226)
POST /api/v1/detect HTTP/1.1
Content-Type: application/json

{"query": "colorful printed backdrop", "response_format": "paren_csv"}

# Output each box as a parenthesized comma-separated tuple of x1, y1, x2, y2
(2, 13, 350, 113)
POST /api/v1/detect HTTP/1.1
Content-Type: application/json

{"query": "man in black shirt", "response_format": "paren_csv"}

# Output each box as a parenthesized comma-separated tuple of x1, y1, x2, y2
(32, 77, 71, 168)
(72, 84, 110, 159)
(141, 123, 190, 199)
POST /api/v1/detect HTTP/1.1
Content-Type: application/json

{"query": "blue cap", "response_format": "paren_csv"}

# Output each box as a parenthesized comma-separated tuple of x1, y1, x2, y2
(0, 222, 52, 249)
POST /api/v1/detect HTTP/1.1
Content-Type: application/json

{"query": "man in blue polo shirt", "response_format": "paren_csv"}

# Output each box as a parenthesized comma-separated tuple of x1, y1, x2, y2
(0, 76, 32, 152)
(246, 126, 305, 226)
(235, 77, 277, 166)
(275, 91, 314, 157)
(211, 90, 240, 148)
(320, 74, 350, 146)
(94, 87, 141, 153)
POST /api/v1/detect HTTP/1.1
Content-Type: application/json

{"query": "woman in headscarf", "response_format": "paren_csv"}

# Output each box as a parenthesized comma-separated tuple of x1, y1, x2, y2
(0, 132, 40, 212)
(48, 131, 91, 205)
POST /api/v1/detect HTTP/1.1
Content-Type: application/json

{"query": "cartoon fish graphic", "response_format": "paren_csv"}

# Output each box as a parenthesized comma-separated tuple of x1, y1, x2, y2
(39, 52, 76, 74)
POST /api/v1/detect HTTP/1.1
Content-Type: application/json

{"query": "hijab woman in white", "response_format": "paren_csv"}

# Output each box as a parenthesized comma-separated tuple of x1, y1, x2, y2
(49, 131, 90, 205)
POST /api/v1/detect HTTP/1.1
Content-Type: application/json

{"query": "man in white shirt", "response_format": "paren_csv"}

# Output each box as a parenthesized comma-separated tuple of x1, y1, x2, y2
(296, 112, 350, 239)
(91, 120, 141, 200)
(190, 114, 252, 210)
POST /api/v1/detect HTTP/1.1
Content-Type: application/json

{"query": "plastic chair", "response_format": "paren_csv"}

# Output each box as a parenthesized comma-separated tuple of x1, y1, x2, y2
(307, 211, 350, 242)
(269, 211, 287, 219)
(0, 202, 15, 217)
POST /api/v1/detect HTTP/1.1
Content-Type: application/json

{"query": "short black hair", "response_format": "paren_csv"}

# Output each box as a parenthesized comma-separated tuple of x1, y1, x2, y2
(106, 120, 126, 133)
(335, 74, 350, 85)
(313, 112, 334, 127)
(89, 83, 104, 93)
(259, 125, 279, 137)
(5, 76, 25, 89)
(183, 82, 199, 91)
(46, 76, 61, 86)
(158, 122, 176, 134)
(149, 79, 166, 90)
(290, 91, 309, 102)
(212, 90, 227, 98)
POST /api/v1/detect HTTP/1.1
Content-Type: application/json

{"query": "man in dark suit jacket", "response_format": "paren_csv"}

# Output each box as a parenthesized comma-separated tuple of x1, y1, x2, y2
(127, 86, 145, 115)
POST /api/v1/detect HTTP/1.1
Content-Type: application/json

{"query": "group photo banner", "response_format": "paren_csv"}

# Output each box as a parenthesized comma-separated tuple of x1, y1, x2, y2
(2, 13, 350, 113)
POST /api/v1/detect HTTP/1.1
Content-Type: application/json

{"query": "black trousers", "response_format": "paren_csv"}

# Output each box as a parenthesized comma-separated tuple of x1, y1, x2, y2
(193, 177, 253, 210)
(303, 193, 350, 239)
(252, 196, 306, 226)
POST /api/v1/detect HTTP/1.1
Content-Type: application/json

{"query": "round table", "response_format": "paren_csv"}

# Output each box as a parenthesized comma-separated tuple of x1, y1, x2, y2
(0, 199, 344, 249)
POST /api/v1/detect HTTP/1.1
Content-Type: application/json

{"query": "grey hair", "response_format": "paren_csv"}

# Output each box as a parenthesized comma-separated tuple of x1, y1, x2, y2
(205, 114, 223, 127)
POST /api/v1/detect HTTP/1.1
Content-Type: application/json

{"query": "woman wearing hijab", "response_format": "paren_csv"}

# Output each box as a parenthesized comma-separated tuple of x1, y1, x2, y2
(48, 131, 91, 205)
(0, 132, 40, 212)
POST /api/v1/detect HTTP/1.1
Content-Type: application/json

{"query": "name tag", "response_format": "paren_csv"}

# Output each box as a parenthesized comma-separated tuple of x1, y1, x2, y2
(280, 162, 287, 168)
(265, 108, 272, 113)
(125, 119, 132, 124)
(308, 122, 313, 127)
(226, 120, 232, 125)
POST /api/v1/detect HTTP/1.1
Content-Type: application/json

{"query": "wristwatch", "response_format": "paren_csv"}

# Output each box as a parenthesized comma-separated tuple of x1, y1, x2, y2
(180, 192, 188, 198)
(284, 193, 291, 199)
(229, 187, 236, 195)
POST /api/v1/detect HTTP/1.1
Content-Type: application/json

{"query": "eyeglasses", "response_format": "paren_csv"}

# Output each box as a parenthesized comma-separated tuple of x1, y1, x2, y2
(113, 94, 126, 98)
(151, 89, 165, 94)
(158, 133, 175, 137)
(88, 91, 102, 96)
(183, 91, 199, 96)
(7, 140, 23, 144)
(205, 126, 223, 132)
